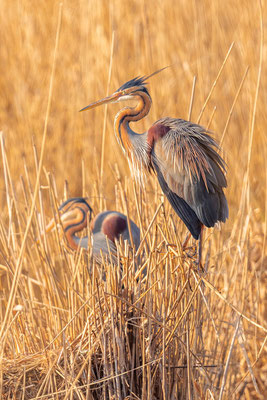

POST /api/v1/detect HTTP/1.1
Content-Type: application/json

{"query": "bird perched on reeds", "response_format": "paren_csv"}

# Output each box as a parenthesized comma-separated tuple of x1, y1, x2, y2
(46, 197, 140, 262)
(80, 68, 228, 265)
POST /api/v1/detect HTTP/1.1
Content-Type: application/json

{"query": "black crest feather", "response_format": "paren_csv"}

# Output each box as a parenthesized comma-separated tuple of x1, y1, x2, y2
(116, 66, 169, 94)
(116, 76, 149, 94)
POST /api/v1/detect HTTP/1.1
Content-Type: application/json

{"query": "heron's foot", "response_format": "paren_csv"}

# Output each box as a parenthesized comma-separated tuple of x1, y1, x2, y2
(193, 259, 204, 273)
(183, 246, 197, 259)
(182, 233, 191, 250)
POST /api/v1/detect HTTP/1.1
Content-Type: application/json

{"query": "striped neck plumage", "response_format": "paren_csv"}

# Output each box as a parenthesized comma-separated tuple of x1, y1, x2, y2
(114, 90, 151, 156)
(62, 206, 89, 250)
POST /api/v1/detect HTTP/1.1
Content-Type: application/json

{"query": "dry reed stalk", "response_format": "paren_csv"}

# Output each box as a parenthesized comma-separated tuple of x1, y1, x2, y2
(0, 0, 266, 398)
(197, 42, 234, 124)
(99, 31, 115, 211)
(0, 2, 63, 355)
(220, 66, 249, 147)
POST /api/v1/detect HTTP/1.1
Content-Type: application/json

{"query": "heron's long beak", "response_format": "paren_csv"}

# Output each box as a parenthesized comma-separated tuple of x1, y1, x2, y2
(79, 91, 122, 112)
(79, 85, 141, 112)
(34, 217, 58, 246)
(45, 218, 57, 234)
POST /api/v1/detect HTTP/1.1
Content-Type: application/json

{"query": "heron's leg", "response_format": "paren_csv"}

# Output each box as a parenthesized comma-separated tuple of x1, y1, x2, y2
(182, 232, 191, 250)
(197, 225, 204, 270)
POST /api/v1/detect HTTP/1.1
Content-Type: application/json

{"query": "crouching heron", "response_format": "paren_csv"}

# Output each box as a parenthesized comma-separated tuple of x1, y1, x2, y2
(46, 197, 140, 263)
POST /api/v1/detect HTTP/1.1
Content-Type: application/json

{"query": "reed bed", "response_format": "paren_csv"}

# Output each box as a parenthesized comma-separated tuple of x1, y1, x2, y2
(0, 0, 266, 398)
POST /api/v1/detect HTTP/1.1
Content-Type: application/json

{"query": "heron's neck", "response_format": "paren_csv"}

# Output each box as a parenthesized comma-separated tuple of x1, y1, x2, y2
(63, 207, 89, 250)
(114, 91, 151, 157)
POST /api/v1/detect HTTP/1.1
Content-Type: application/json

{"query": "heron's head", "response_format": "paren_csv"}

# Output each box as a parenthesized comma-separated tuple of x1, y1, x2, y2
(80, 67, 168, 112)
(80, 76, 149, 112)
(58, 197, 93, 218)
(46, 197, 93, 235)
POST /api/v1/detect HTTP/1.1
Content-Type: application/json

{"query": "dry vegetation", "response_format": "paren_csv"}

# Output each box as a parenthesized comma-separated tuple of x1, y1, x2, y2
(0, 0, 266, 399)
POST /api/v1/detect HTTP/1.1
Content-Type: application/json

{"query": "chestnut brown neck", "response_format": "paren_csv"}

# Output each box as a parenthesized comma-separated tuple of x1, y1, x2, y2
(114, 91, 151, 156)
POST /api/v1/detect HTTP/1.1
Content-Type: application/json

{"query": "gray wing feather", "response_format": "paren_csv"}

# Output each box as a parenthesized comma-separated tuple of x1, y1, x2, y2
(92, 232, 118, 263)
(152, 159, 202, 239)
(152, 117, 228, 231)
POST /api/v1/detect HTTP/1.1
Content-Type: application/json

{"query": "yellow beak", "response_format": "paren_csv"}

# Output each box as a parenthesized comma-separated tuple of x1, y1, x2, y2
(79, 85, 142, 112)
(79, 91, 122, 112)
(45, 218, 57, 234)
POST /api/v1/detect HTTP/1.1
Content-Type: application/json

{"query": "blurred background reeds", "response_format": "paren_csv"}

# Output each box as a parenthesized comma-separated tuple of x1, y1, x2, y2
(0, 0, 266, 398)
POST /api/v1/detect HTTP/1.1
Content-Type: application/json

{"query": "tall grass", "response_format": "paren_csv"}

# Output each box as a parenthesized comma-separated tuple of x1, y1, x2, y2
(0, 0, 266, 398)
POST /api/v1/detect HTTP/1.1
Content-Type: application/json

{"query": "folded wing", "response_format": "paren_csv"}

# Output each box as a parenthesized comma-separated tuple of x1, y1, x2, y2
(149, 117, 228, 239)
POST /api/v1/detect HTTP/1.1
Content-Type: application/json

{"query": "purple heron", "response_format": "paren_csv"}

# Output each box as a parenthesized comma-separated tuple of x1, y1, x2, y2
(46, 197, 140, 261)
(80, 70, 228, 265)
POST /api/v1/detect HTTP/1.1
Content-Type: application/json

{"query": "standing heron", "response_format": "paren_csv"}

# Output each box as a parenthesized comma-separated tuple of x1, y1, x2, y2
(80, 69, 228, 265)
(46, 197, 140, 262)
